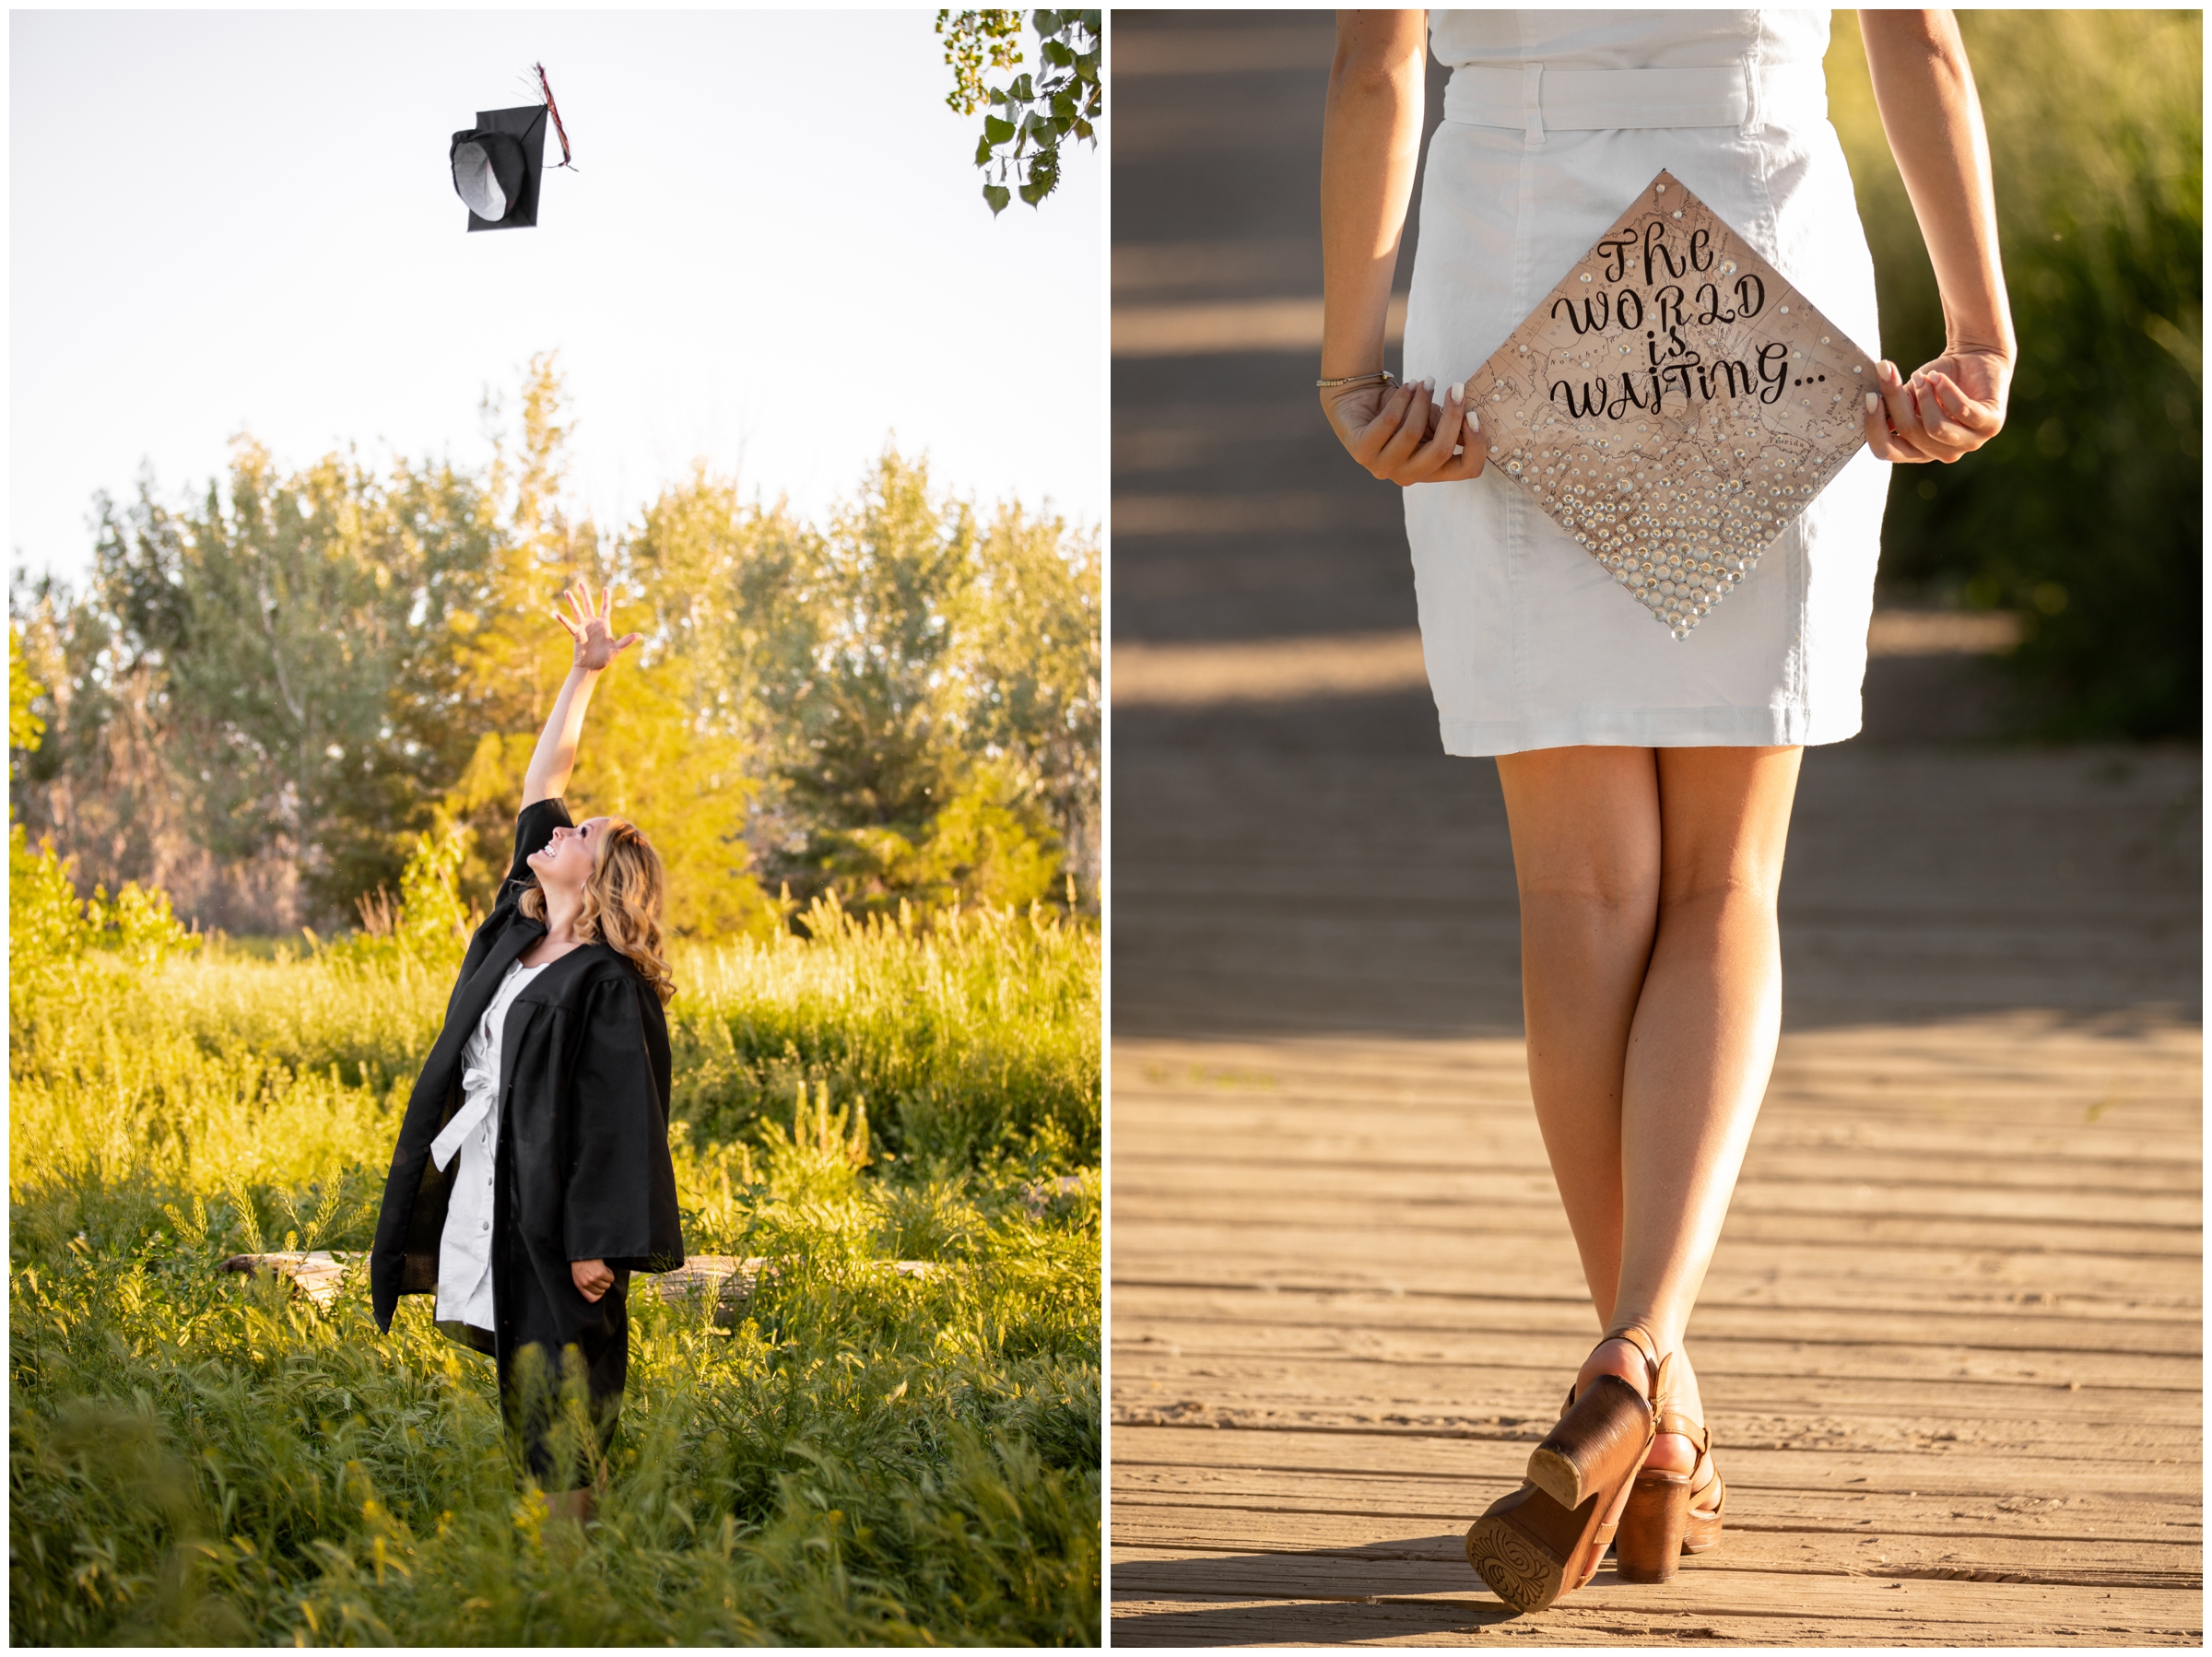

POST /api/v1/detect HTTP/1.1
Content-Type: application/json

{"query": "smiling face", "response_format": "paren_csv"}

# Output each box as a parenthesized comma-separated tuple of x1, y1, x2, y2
(526, 817, 611, 897)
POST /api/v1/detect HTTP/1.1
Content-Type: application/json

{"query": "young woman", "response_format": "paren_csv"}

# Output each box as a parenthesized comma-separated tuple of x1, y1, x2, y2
(1318, 10, 2010, 1612)
(371, 580, 685, 1523)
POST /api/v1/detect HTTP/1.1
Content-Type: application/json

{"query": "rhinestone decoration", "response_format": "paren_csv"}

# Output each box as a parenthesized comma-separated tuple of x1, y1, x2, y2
(1464, 170, 1876, 640)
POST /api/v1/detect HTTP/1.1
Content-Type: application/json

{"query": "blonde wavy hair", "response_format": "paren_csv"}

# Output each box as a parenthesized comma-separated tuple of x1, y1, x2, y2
(521, 817, 675, 1003)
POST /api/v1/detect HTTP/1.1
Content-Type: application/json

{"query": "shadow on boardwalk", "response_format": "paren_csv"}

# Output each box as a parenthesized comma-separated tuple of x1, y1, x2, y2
(1109, 10, 2204, 1646)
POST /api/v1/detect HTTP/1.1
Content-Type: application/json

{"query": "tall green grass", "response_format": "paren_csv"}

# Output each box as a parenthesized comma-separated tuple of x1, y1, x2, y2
(10, 905, 1100, 1643)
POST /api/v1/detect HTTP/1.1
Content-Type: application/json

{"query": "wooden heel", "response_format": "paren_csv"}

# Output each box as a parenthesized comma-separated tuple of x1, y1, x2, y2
(1615, 1471, 1691, 1583)
(1465, 1475, 1630, 1615)
(1465, 1490, 1571, 1615)
(1525, 1370, 1655, 1510)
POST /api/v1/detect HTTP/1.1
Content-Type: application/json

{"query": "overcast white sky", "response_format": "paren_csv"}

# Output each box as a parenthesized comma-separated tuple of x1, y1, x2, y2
(9, 9, 1103, 589)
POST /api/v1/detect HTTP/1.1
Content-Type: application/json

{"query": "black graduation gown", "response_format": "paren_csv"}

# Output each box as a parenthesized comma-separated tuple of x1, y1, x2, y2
(371, 797, 685, 1479)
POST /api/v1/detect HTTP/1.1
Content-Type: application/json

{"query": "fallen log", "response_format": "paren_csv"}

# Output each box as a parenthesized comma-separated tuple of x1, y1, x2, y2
(221, 1252, 938, 1328)
(1019, 1173, 1089, 1216)
(221, 1251, 351, 1310)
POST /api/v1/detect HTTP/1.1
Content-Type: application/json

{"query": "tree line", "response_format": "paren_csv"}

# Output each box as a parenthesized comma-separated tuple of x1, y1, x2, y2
(10, 357, 1099, 938)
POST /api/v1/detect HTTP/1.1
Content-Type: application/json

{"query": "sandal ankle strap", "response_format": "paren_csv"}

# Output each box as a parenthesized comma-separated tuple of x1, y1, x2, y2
(1596, 1322, 1671, 1416)
(1603, 1322, 1662, 1373)
(1655, 1410, 1710, 1451)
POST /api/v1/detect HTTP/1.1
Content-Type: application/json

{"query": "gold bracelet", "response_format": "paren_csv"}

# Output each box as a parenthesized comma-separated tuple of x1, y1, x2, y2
(1314, 370, 1397, 390)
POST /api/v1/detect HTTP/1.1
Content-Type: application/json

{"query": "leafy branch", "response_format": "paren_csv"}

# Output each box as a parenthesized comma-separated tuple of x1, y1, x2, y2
(936, 9, 1101, 216)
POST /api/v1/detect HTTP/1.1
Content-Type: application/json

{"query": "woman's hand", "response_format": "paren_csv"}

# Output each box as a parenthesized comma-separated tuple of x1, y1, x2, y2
(553, 580, 642, 675)
(1863, 347, 2011, 464)
(1322, 376, 1488, 485)
(1859, 15, 2015, 465)
(571, 1258, 614, 1302)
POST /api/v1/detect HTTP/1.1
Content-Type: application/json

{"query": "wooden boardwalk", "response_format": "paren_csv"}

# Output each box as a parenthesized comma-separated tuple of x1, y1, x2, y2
(1107, 749, 2202, 1646)
(1108, 12, 2202, 1642)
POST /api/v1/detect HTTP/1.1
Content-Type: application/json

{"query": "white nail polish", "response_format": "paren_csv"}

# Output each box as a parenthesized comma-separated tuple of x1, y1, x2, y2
(1468, 410, 1482, 431)
(1865, 393, 1879, 413)
(1449, 382, 1465, 403)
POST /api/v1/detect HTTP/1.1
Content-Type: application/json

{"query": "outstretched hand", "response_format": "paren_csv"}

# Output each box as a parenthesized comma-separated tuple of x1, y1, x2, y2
(554, 580, 642, 674)
(1863, 348, 2010, 464)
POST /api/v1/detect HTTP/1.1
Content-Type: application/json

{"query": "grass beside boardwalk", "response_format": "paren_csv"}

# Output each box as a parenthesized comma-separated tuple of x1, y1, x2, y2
(9, 905, 1100, 1644)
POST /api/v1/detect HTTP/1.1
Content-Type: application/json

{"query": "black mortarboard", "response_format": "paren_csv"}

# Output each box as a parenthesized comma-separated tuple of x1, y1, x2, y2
(451, 104, 547, 230)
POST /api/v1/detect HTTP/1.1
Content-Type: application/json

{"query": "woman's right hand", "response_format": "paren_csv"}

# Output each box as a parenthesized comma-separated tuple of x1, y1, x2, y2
(553, 580, 642, 675)
(1323, 376, 1489, 485)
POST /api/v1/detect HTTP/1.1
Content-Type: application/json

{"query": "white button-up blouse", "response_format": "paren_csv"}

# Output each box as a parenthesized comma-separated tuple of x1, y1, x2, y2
(429, 958, 547, 1330)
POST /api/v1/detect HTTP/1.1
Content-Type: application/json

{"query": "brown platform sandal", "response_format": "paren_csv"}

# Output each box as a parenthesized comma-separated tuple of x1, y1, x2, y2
(1464, 1325, 1667, 1614)
(1617, 1394, 1726, 1581)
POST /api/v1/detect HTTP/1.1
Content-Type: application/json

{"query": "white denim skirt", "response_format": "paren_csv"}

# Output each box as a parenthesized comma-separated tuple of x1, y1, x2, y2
(1401, 10, 1888, 757)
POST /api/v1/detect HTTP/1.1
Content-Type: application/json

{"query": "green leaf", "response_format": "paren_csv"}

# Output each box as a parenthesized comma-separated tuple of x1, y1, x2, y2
(974, 132, 995, 166)
(982, 182, 1012, 216)
(1032, 8, 1062, 34)
(983, 114, 1016, 144)
(1040, 39, 1072, 66)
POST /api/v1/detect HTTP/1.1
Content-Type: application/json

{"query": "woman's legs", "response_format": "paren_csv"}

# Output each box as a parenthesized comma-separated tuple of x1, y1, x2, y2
(1495, 744, 1803, 1475)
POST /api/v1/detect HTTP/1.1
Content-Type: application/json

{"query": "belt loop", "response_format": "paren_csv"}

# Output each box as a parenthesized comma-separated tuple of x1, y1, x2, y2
(1523, 61, 1546, 147)
(1739, 50, 1764, 136)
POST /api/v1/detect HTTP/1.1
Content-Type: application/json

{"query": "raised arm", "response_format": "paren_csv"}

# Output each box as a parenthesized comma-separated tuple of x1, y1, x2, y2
(1319, 11, 1481, 486)
(1857, 10, 2014, 464)
(520, 580, 641, 809)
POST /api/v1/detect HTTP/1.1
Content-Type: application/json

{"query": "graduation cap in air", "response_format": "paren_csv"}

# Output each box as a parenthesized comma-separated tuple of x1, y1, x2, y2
(451, 63, 573, 231)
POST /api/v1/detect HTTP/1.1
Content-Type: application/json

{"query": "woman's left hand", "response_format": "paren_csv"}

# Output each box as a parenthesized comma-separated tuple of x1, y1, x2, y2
(571, 1258, 614, 1302)
(1323, 377, 1489, 486)
(1864, 347, 2010, 464)
(554, 580, 643, 674)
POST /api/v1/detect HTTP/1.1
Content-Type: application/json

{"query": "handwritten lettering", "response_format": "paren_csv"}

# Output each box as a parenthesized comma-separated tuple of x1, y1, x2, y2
(1551, 291, 1610, 335)
(1641, 219, 1686, 285)
(1532, 208, 1830, 429)
(1551, 379, 1606, 418)
(1757, 342, 1789, 404)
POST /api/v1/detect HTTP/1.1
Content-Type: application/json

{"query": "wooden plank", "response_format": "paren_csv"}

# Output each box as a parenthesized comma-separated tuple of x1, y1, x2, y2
(1112, 1336, 2204, 1398)
(1108, 1424, 2205, 1504)
(1112, 1510, 2199, 1592)
(1110, 1288, 2204, 1352)
(1108, 1579, 2203, 1648)
(1110, 1165, 2206, 1230)
(1106, 1596, 2200, 1648)
(1112, 1461, 2203, 1547)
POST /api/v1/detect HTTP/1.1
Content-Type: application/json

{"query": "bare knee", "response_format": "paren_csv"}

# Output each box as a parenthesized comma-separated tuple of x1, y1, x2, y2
(1655, 864, 1781, 926)
(1519, 856, 1661, 922)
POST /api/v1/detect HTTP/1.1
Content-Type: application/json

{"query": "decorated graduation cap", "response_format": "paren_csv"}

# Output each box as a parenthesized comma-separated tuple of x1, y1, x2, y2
(1469, 170, 1875, 640)
(451, 64, 574, 231)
